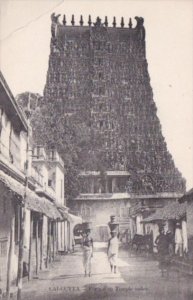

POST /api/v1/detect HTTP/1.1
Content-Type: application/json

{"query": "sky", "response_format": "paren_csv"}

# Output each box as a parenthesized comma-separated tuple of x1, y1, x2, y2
(0, 0, 193, 189)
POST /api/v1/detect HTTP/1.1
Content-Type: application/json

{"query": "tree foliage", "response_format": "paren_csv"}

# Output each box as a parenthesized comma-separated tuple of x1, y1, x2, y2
(16, 92, 106, 203)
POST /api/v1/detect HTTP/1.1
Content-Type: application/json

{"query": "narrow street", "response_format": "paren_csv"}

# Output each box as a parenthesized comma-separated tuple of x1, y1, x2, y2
(19, 243, 193, 300)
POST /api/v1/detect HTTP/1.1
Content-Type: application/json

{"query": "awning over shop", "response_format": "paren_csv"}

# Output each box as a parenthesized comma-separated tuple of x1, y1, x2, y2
(57, 205, 69, 221)
(68, 213, 82, 225)
(142, 201, 187, 223)
(26, 191, 62, 220)
(41, 197, 62, 220)
(0, 170, 62, 220)
(0, 169, 24, 200)
(58, 206, 82, 224)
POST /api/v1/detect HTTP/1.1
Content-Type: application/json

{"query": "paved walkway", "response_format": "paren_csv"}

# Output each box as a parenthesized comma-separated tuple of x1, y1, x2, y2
(12, 243, 193, 300)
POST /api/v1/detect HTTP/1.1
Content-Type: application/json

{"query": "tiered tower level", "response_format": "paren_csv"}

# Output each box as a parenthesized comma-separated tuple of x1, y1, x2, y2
(44, 14, 185, 194)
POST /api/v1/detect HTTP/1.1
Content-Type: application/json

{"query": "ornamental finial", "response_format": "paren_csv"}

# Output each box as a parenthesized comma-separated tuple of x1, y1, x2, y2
(104, 16, 108, 27)
(80, 15, 83, 26)
(129, 18, 132, 28)
(88, 15, 92, 26)
(63, 14, 66, 25)
(113, 16, 116, 27)
(71, 14, 75, 26)
(121, 17, 124, 28)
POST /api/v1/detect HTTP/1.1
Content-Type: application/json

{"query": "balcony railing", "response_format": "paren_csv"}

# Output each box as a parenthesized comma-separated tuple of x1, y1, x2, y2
(48, 150, 64, 167)
(31, 167, 43, 187)
(32, 146, 47, 160)
(129, 201, 163, 216)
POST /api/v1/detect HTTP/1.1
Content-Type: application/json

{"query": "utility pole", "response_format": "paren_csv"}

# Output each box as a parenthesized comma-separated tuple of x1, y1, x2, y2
(17, 93, 30, 300)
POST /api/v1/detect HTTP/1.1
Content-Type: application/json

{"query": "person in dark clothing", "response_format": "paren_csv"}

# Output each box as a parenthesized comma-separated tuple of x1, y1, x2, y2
(166, 230, 174, 256)
(155, 228, 170, 277)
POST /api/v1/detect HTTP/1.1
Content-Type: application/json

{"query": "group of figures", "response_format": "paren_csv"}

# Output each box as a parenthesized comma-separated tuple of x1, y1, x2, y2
(80, 222, 184, 277)
(127, 222, 185, 278)
(82, 228, 119, 277)
(155, 223, 184, 277)
(155, 227, 173, 277)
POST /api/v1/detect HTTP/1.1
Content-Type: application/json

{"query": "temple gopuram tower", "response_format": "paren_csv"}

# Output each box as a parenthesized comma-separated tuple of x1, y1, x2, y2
(44, 14, 185, 241)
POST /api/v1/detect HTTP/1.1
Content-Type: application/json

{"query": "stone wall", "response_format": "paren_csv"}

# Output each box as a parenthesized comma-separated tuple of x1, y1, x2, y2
(73, 198, 131, 241)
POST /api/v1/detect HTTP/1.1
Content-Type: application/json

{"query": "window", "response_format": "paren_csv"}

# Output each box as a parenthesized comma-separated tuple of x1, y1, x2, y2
(99, 86, 105, 96)
(99, 103, 103, 111)
(107, 43, 112, 53)
(99, 120, 104, 129)
(86, 207, 91, 217)
(98, 58, 103, 66)
(33, 218, 42, 238)
(82, 206, 91, 217)
(98, 72, 104, 80)
(61, 179, 63, 198)
(33, 218, 36, 238)
(120, 207, 128, 218)
(50, 150, 55, 160)
(95, 41, 101, 50)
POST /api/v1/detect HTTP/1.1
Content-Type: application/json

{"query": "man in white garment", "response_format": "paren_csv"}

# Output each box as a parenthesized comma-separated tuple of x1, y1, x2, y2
(107, 231, 119, 273)
(175, 223, 183, 257)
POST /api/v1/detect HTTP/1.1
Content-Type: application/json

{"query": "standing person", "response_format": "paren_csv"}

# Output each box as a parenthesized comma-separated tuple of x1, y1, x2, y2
(166, 230, 174, 257)
(107, 231, 119, 274)
(155, 227, 169, 277)
(175, 223, 183, 257)
(82, 229, 93, 277)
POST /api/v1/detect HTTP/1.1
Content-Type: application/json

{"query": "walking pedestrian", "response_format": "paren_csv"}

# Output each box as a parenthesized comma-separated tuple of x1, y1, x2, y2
(107, 231, 119, 274)
(82, 228, 93, 277)
(155, 227, 170, 277)
(175, 223, 183, 257)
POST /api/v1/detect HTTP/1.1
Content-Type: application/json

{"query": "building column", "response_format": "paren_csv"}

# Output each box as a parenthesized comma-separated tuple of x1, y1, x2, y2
(64, 220, 67, 252)
(6, 214, 15, 299)
(112, 177, 117, 193)
(136, 214, 143, 235)
(46, 220, 51, 267)
(40, 217, 43, 270)
(28, 212, 33, 280)
(130, 218, 134, 239)
(52, 222, 56, 261)
(35, 217, 39, 276)
(105, 178, 109, 193)
(67, 221, 71, 251)
(90, 177, 94, 193)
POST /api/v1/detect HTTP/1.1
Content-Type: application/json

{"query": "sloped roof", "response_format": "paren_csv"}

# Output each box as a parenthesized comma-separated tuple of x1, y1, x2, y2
(0, 169, 24, 199)
(142, 201, 187, 223)
(68, 213, 82, 224)
(57, 206, 82, 224)
(43, 197, 62, 220)
(0, 71, 28, 131)
(26, 191, 62, 220)
(179, 188, 193, 203)
(0, 170, 61, 220)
